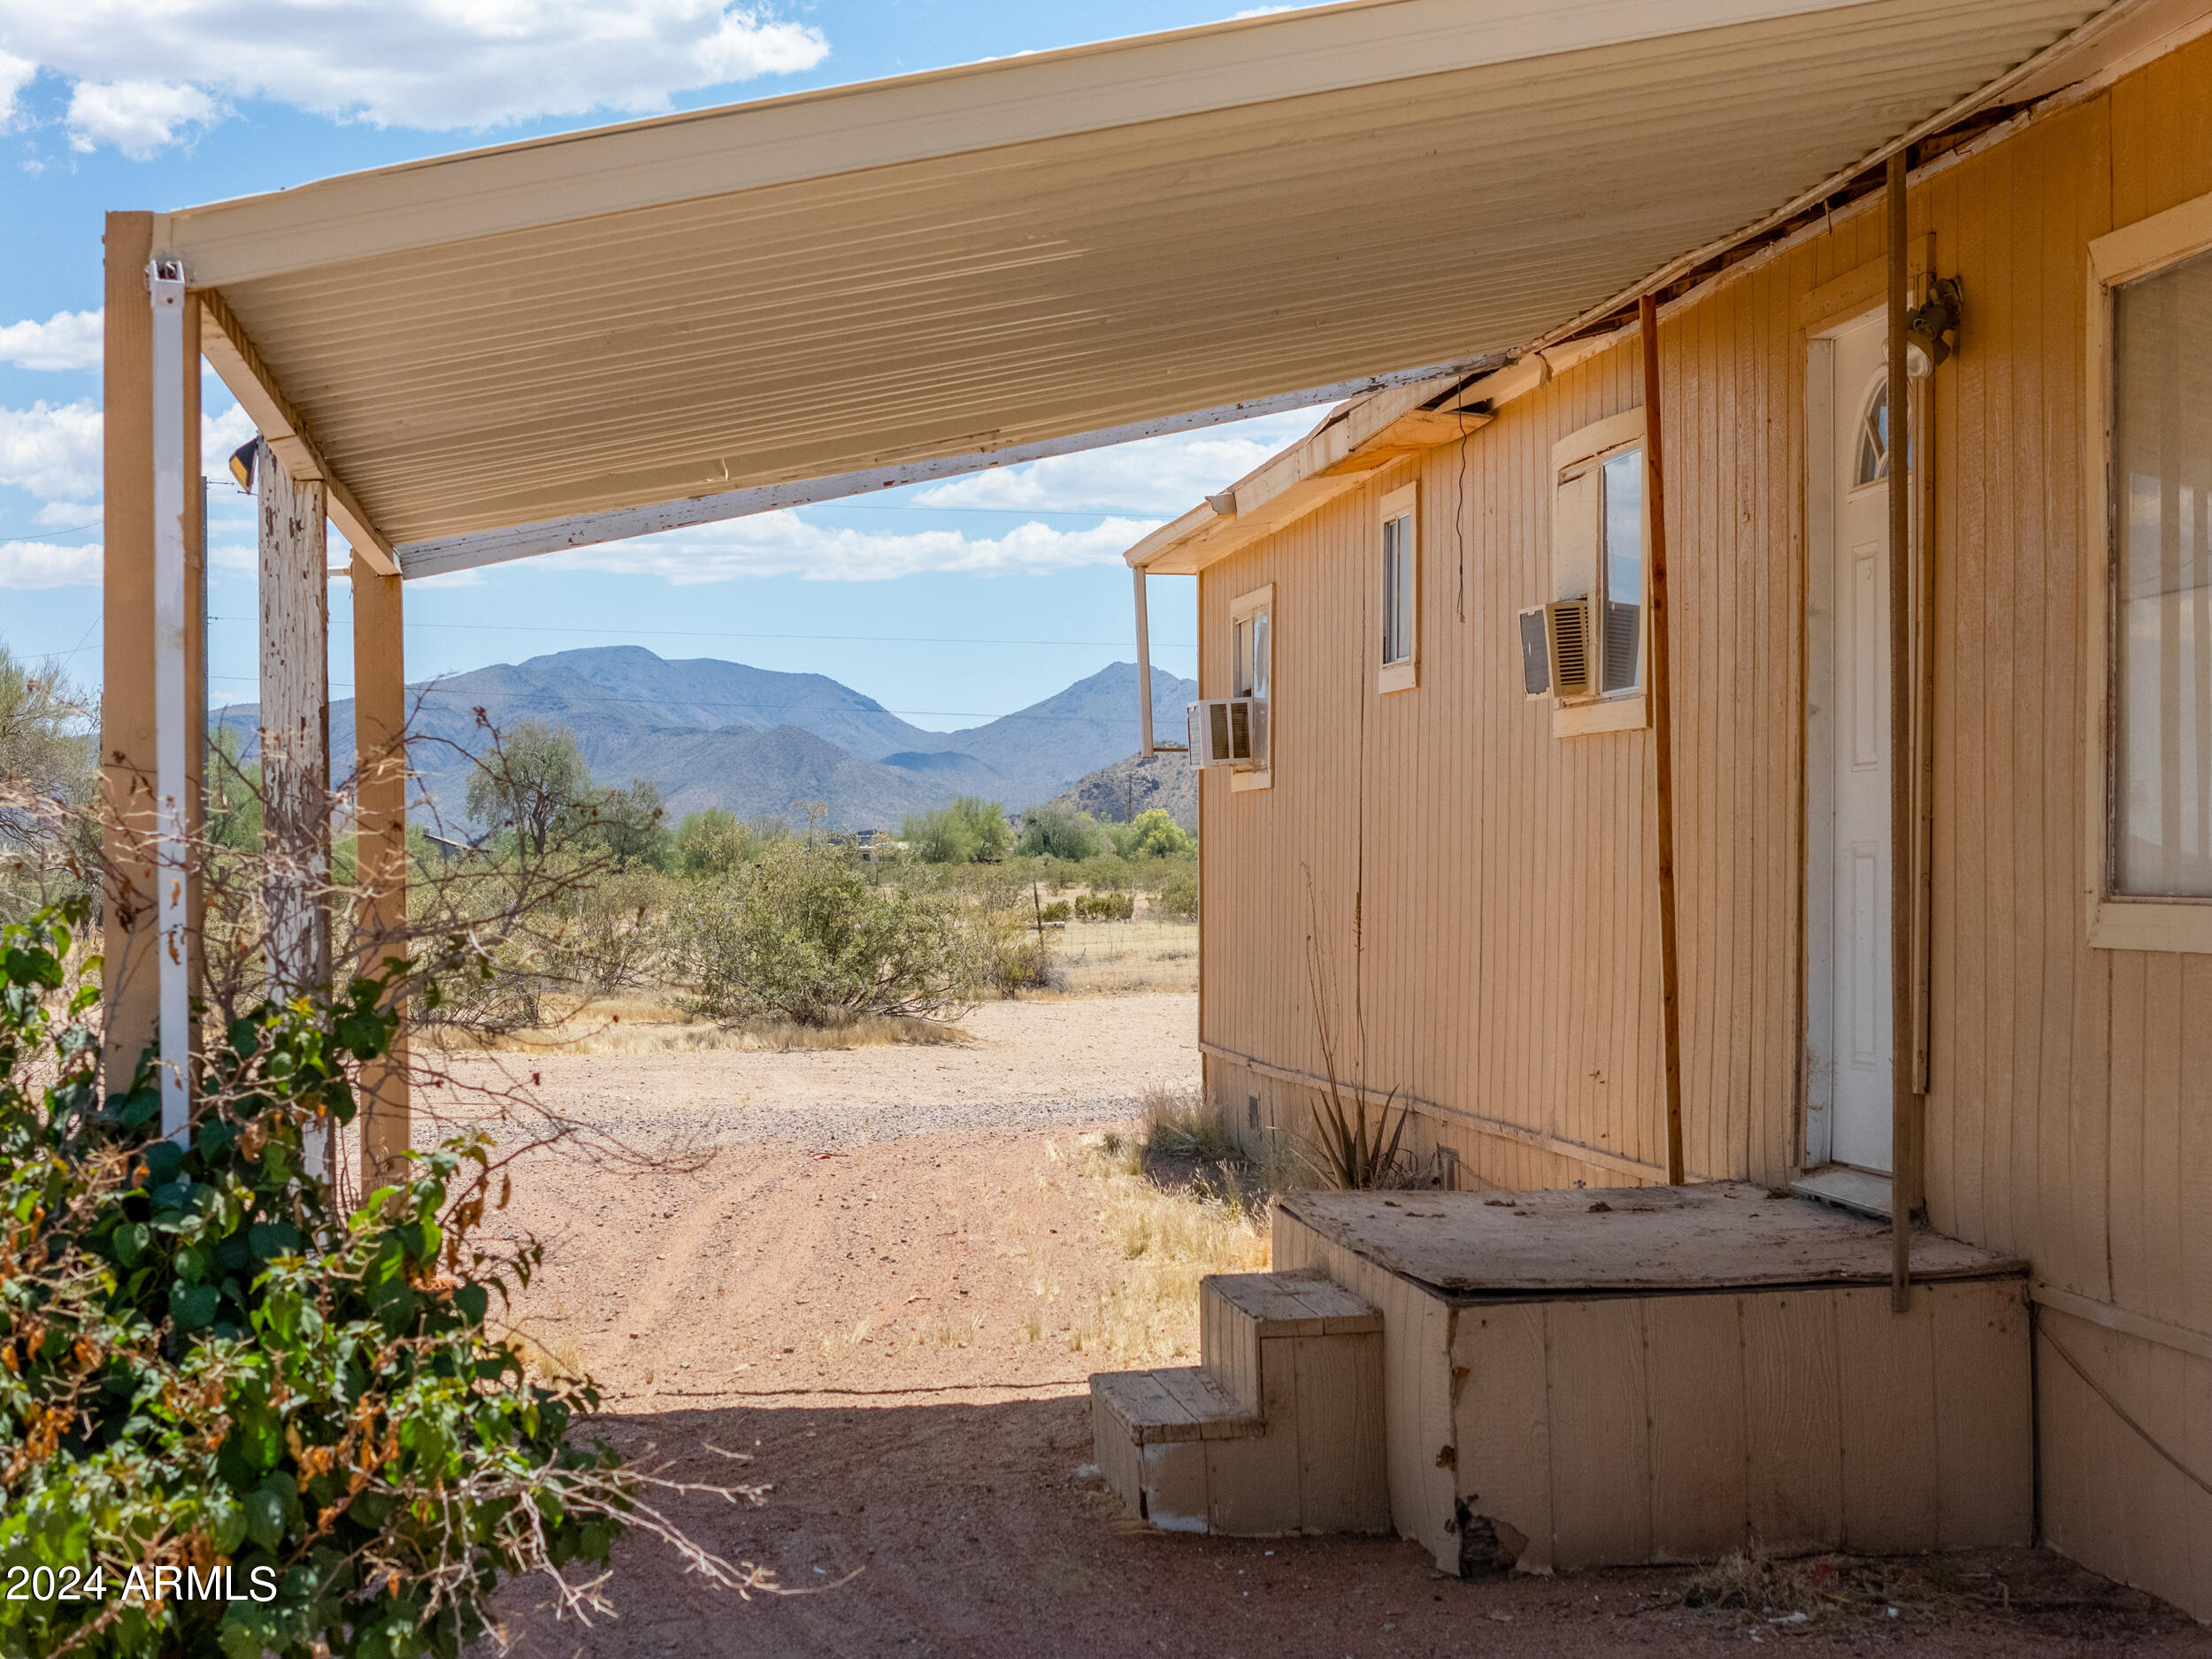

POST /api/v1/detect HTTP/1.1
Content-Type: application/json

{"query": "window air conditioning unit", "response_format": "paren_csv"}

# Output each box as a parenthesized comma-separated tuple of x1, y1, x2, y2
(1517, 598, 1594, 702)
(1188, 698, 1269, 769)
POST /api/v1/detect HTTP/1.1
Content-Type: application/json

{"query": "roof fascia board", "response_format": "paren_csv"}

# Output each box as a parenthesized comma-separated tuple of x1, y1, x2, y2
(196, 288, 400, 576)
(162, 0, 1891, 287)
(1131, 334, 1627, 573)
(394, 350, 1498, 580)
(1516, 0, 2156, 361)
(1125, 0, 2166, 578)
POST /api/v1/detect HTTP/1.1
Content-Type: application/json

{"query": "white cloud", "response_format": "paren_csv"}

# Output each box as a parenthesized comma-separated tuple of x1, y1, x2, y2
(0, 49, 32, 126)
(543, 511, 1162, 585)
(0, 538, 99, 588)
(32, 500, 96, 528)
(911, 409, 1320, 516)
(0, 399, 100, 499)
(0, 307, 101, 371)
(203, 404, 256, 484)
(65, 80, 219, 157)
(2, 2, 829, 157)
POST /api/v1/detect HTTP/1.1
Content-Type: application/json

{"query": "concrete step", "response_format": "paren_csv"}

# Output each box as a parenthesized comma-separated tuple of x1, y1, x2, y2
(1089, 1268, 1388, 1536)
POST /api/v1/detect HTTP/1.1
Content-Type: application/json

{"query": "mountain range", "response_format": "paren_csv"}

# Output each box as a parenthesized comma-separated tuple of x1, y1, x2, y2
(214, 646, 1195, 834)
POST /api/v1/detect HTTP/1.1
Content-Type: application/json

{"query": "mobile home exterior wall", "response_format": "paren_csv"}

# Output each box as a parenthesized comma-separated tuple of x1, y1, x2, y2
(1193, 32, 2212, 1617)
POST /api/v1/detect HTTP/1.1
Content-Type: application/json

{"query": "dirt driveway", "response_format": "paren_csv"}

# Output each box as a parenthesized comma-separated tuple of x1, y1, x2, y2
(463, 994, 2208, 1659)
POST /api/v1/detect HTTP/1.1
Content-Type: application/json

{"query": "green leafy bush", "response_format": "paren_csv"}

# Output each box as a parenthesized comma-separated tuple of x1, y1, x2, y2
(1072, 891, 1135, 923)
(1154, 869, 1199, 922)
(1014, 808, 1102, 862)
(899, 797, 1011, 864)
(1035, 900, 1071, 925)
(0, 902, 643, 1659)
(675, 808, 755, 879)
(669, 840, 985, 1025)
(1111, 809, 1194, 860)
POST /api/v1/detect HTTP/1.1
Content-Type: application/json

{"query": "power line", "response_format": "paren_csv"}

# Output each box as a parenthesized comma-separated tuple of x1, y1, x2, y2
(204, 673, 1187, 725)
(208, 617, 1194, 650)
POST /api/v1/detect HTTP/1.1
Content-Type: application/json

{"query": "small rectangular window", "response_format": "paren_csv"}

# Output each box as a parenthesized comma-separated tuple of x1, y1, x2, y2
(1383, 512, 1414, 664)
(2110, 248, 2212, 897)
(1233, 610, 1269, 697)
(1600, 449, 1645, 695)
(1379, 483, 1418, 692)
(1226, 582, 1274, 792)
(1545, 408, 1648, 736)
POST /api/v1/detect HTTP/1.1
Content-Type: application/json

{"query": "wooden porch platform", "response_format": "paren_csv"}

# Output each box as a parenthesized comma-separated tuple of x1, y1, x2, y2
(1274, 1182, 2033, 1574)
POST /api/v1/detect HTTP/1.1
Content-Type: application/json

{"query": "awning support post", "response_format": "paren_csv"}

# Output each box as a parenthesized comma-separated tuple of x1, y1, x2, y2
(1886, 152, 1920, 1314)
(351, 554, 411, 1194)
(1134, 565, 1156, 759)
(1641, 293, 1687, 1187)
(257, 438, 334, 1176)
(148, 256, 197, 1142)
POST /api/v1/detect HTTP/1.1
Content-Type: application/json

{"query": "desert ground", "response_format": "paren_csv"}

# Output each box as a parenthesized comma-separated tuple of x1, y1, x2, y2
(443, 979, 2212, 1659)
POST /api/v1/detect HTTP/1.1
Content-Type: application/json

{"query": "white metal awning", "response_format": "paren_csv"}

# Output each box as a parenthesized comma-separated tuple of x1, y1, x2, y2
(156, 0, 2128, 578)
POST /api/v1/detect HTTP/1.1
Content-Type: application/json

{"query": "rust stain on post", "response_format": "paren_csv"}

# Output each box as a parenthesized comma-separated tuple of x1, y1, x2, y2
(1641, 293, 1687, 1187)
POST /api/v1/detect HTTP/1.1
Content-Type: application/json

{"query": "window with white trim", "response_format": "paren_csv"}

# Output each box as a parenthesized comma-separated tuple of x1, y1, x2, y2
(1379, 482, 1417, 693)
(2109, 246, 2212, 899)
(1547, 408, 1649, 736)
(1228, 582, 1273, 792)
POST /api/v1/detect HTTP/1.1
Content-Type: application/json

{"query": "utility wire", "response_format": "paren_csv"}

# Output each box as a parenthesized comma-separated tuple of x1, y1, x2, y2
(208, 617, 1194, 651)
(204, 673, 1184, 725)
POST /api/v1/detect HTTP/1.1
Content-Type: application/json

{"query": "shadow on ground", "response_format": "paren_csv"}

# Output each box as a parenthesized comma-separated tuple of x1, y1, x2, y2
(480, 1394, 2208, 1659)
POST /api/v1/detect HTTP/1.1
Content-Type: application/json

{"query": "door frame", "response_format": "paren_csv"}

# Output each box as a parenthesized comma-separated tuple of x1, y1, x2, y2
(1801, 303, 1889, 1173)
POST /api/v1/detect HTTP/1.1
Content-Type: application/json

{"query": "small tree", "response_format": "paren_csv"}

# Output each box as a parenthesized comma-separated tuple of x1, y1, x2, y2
(1015, 806, 1103, 861)
(676, 808, 753, 879)
(901, 797, 1010, 864)
(586, 778, 672, 872)
(463, 722, 591, 856)
(0, 643, 96, 924)
(1112, 808, 1194, 860)
(205, 725, 265, 855)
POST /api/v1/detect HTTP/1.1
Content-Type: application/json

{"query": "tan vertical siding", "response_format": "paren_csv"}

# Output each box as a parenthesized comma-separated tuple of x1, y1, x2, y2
(1194, 30, 2212, 1617)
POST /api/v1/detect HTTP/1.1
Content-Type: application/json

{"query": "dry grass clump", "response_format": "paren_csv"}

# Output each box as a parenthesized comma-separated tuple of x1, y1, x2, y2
(1060, 1123, 1272, 1364)
(1684, 1547, 1968, 1631)
(427, 997, 970, 1056)
(508, 1313, 592, 1386)
(1048, 918, 1199, 996)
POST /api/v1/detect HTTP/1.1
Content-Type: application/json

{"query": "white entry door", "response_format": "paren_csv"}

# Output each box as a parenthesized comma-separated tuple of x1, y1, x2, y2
(1828, 314, 1893, 1172)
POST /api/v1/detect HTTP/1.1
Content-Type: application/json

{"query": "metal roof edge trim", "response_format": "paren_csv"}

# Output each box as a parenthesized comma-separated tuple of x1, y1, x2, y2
(157, 0, 1893, 287)
(394, 350, 1500, 579)
(1123, 0, 2152, 576)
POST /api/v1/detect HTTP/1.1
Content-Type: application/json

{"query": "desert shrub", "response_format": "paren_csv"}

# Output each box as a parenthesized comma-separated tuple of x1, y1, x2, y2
(541, 866, 677, 995)
(1015, 806, 1103, 862)
(675, 808, 755, 879)
(1073, 890, 1135, 923)
(581, 779, 672, 872)
(1107, 808, 1194, 860)
(0, 645, 97, 926)
(1154, 868, 1199, 922)
(900, 797, 1011, 864)
(0, 902, 646, 1659)
(1036, 899, 1071, 924)
(668, 840, 985, 1025)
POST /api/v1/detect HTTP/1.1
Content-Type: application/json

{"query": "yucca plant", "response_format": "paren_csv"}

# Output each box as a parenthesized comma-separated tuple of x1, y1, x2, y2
(1309, 1080, 1411, 1189)
(1299, 872, 1411, 1189)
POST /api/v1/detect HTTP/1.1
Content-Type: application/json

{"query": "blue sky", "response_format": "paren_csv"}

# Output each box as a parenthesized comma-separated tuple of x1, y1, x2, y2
(0, 1, 1321, 730)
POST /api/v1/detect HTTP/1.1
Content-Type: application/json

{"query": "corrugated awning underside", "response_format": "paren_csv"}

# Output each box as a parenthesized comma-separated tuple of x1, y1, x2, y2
(157, 0, 2111, 565)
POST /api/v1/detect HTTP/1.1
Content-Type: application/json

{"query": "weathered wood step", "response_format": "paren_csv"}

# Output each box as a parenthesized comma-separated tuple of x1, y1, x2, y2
(1202, 1266, 1383, 1410)
(1089, 1269, 1388, 1536)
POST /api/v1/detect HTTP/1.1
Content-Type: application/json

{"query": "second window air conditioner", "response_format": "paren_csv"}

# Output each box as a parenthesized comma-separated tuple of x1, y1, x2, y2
(1188, 698, 1270, 769)
(1517, 598, 1594, 702)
